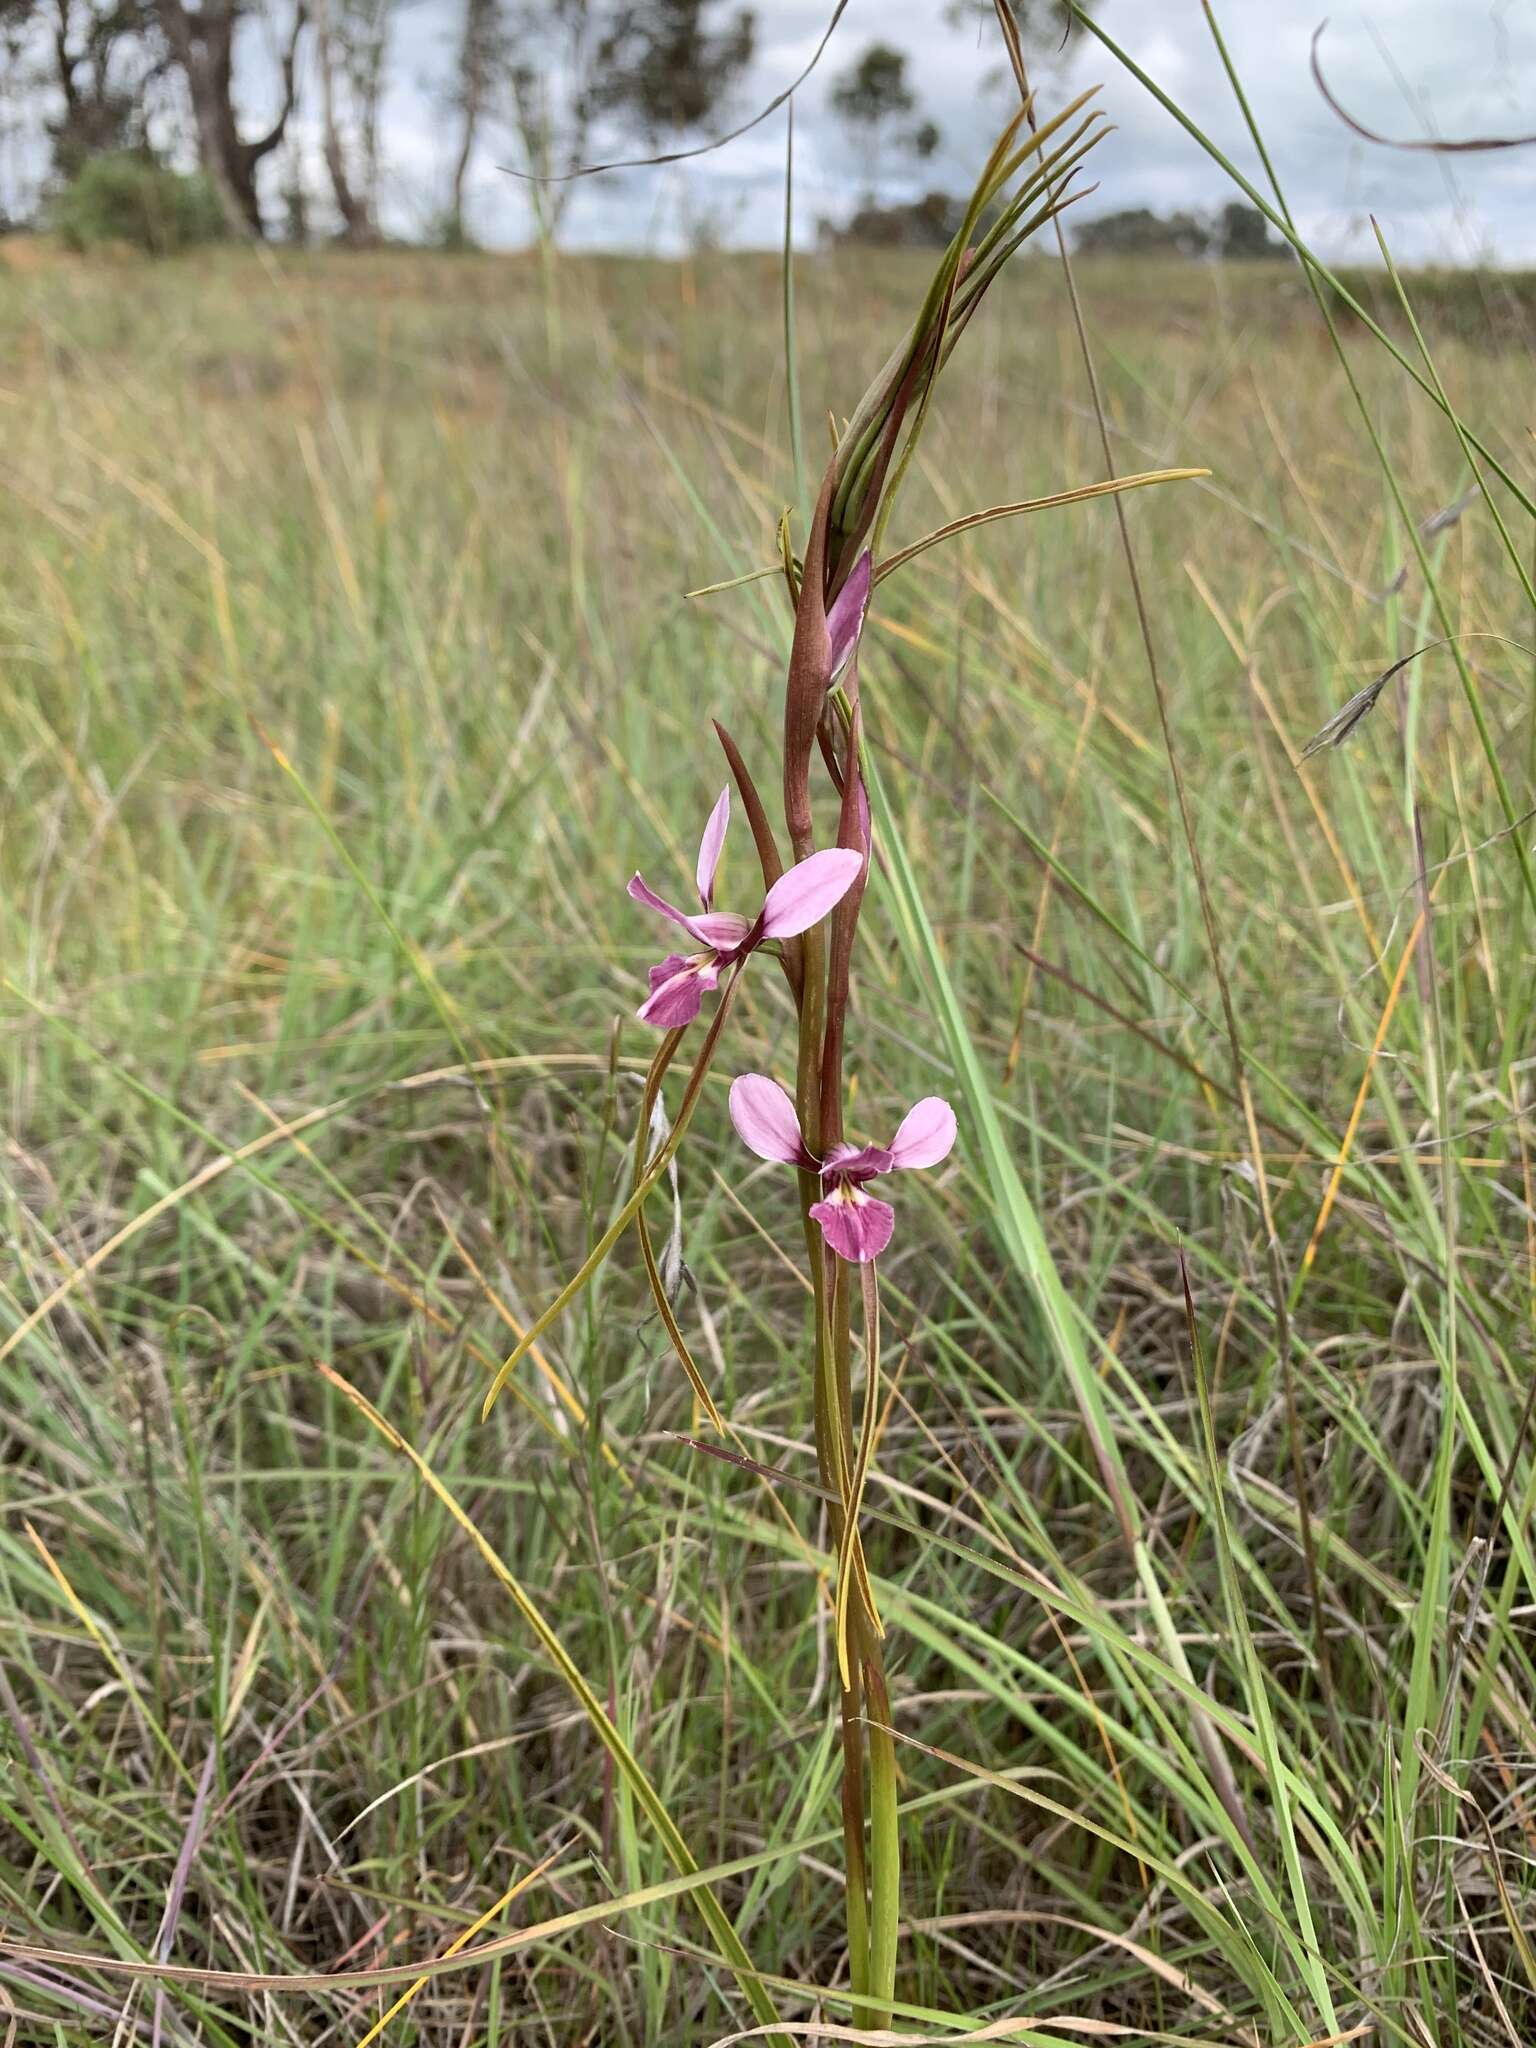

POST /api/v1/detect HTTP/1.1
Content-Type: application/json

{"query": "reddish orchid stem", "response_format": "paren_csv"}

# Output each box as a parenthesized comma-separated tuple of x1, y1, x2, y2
(818, 693, 868, 1147)
(782, 506, 894, 2019)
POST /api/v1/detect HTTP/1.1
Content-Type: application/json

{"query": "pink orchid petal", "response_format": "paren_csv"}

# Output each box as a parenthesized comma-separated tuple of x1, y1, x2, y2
(687, 911, 753, 951)
(811, 1186, 895, 1264)
(826, 550, 873, 683)
(628, 872, 695, 932)
(695, 788, 730, 908)
(638, 957, 717, 1029)
(888, 1096, 957, 1170)
(756, 848, 862, 940)
(823, 1141, 894, 1180)
(631, 870, 749, 952)
(729, 1074, 813, 1167)
(648, 952, 689, 993)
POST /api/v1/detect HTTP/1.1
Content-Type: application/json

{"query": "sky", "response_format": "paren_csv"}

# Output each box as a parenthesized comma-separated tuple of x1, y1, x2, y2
(5, 0, 1536, 259)
(409, 0, 1536, 260)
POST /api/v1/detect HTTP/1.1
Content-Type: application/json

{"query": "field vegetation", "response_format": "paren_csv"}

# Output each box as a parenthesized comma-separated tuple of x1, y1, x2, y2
(2, 213, 1535, 2045)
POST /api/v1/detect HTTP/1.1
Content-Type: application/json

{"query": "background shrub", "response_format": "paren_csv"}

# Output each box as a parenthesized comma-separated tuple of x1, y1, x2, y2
(51, 153, 228, 256)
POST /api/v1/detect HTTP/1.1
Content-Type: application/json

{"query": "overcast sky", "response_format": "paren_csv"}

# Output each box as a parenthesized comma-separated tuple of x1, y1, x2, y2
(388, 0, 1536, 260)
(3, 0, 1532, 257)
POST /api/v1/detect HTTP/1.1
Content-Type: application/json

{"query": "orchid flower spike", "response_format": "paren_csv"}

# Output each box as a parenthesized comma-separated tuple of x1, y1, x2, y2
(729, 1074, 956, 1263)
(628, 791, 861, 1029)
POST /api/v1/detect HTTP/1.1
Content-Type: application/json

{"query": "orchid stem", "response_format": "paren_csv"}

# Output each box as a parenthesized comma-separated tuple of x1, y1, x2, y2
(792, 874, 875, 2013)
(851, 1266, 897, 2030)
(788, 706, 898, 2027)
(863, 1644, 900, 2028)
(840, 1676, 871, 2005)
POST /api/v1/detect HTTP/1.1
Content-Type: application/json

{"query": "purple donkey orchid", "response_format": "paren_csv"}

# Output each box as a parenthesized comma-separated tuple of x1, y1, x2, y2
(729, 1073, 956, 1263)
(629, 790, 862, 1029)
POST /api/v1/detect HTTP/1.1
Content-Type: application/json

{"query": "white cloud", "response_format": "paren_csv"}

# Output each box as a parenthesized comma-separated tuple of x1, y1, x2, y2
(416, 0, 1536, 261)
(9, 0, 1534, 261)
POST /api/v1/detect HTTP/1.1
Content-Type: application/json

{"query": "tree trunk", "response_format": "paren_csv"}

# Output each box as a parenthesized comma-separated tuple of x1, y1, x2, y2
(313, 0, 374, 244)
(446, 0, 488, 247)
(154, 0, 305, 238)
(447, 104, 476, 245)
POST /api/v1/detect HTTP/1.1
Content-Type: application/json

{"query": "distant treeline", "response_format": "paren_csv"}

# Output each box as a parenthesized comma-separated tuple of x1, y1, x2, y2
(823, 195, 1290, 259)
(0, 0, 765, 249)
(1072, 202, 1289, 261)
(1334, 267, 1536, 346)
(0, 9, 1077, 253)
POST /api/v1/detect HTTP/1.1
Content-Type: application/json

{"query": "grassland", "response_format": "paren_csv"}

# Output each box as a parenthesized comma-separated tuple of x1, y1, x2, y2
(1, 231, 1534, 2046)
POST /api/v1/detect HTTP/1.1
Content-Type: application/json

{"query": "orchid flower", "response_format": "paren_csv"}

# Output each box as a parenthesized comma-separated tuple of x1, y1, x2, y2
(826, 550, 873, 687)
(628, 790, 861, 1029)
(729, 1073, 956, 1263)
